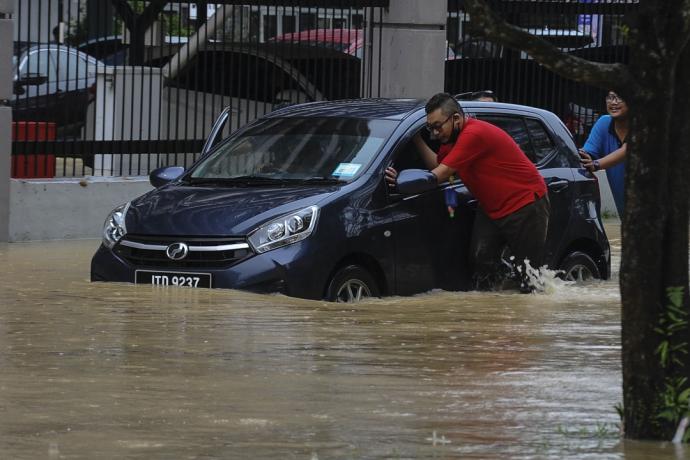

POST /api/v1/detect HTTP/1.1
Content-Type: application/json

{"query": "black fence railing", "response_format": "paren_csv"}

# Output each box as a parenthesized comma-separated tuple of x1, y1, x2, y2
(11, 0, 636, 178)
(10, 0, 384, 177)
(445, 0, 635, 146)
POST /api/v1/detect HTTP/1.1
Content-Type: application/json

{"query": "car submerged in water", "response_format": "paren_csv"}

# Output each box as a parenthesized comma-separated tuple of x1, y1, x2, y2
(91, 99, 610, 302)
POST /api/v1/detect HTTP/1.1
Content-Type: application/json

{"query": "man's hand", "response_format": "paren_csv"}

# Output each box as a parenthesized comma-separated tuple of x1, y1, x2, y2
(385, 166, 398, 187)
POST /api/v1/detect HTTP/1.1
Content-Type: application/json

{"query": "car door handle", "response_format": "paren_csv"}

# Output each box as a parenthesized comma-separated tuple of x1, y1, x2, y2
(547, 179, 569, 193)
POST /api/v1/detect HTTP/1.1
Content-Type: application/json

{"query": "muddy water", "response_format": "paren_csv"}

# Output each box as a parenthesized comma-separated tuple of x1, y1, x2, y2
(0, 222, 686, 459)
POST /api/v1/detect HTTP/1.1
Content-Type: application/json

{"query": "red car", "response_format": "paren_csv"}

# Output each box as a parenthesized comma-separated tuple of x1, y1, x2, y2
(271, 29, 365, 58)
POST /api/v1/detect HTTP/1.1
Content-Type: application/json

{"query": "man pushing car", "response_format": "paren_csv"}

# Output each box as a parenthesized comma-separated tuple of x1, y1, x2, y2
(386, 93, 550, 292)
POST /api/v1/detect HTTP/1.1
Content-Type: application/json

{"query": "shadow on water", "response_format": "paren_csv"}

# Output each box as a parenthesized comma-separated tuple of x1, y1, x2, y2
(0, 221, 686, 459)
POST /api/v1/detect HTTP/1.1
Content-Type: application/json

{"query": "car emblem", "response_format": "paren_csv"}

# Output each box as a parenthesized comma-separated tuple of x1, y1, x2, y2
(166, 242, 189, 260)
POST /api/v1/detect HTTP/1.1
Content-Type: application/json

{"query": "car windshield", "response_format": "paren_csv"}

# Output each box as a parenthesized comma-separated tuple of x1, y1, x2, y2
(190, 117, 397, 183)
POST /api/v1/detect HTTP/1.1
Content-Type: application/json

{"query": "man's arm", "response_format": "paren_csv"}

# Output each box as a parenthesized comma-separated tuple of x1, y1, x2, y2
(413, 133, 439, 170)
(430, 163, 456, 183)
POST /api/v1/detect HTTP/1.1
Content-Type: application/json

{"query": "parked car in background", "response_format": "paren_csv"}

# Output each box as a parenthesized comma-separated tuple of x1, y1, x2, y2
(91, 99, 610, 301)
(12, 44, 101, 138)
(271, 28, 456, 60)
(270, 28, 364, 58)
(76, 35, 127, 65)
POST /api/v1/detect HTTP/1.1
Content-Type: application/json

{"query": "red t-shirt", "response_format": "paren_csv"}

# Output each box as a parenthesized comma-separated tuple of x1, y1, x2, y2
(439, 117, 546, 220)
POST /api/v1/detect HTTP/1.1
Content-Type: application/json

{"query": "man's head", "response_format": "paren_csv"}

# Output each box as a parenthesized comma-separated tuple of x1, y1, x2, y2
(605, 90, 628, 120)
(424, 92, 465, 144)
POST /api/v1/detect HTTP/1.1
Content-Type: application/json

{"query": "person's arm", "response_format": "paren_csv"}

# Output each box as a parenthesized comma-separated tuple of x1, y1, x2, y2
(385, 132, 440, 187)
(580, 143, 626, 172)
(413, 132, 439, 170)
(430, 163, 456, 183)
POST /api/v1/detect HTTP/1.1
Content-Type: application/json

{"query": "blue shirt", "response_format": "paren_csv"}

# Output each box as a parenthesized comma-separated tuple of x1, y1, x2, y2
(583, 115, 626, 215)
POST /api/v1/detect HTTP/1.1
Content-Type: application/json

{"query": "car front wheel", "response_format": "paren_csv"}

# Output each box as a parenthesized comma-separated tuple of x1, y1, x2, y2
(326, 265, 380, 303)
(559, 251, 601, 283)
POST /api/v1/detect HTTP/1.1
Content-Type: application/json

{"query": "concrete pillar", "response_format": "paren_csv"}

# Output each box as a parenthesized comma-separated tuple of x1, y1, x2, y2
(90, 66, 162, 176)
(364, 0, 447, 99)
(0, 1, 13, 242)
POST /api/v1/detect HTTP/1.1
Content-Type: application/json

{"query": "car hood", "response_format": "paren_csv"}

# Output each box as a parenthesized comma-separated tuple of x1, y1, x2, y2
(126, 184, 338, 236)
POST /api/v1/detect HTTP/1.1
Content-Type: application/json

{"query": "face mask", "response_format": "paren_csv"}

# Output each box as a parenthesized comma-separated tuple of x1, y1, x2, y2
(444, 123, 460, 145)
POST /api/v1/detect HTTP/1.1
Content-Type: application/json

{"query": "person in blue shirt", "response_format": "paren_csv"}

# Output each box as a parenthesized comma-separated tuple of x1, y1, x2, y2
(578, 91, 629, 216)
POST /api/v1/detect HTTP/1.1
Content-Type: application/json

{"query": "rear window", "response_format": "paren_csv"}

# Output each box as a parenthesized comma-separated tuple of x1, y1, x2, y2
(474, 114, 555, 164)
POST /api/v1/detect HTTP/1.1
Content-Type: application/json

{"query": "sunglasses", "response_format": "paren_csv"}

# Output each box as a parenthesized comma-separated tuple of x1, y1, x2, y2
(425, 113, 457, 133)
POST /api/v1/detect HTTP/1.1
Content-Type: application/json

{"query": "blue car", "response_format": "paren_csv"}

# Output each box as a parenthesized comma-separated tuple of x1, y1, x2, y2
(91, 99, 610, 302)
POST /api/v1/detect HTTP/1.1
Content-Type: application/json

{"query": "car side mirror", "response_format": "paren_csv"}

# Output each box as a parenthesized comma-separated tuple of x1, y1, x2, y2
(150, 166, 184, 188)
(396, 169, 438, 194)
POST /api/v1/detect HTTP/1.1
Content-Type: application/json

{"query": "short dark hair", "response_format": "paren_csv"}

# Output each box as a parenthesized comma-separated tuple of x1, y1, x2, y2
(425, 92, 463, 117)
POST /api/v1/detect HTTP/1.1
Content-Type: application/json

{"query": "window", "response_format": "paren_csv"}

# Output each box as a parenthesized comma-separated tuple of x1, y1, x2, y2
(55, 50, 89, 83)
(476, 115, 536, 162)
(299, 13, 316, 31)
(525, 118, 556, 164)
(20, 49, 56, 80)
(263, 14, 278, 41)
(282, 15, 296, 34)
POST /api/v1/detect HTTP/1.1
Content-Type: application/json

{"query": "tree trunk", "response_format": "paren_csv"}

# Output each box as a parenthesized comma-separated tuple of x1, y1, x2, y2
(620, 5, 690, 440)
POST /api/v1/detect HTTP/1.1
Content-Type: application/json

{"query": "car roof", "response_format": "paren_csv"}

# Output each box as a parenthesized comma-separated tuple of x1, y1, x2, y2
(266, 98, 426, 120)
(265, 98, 561, 122)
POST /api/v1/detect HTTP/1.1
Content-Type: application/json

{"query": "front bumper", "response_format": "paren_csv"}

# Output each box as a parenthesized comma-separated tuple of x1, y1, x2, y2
(90, 240, 332, 300)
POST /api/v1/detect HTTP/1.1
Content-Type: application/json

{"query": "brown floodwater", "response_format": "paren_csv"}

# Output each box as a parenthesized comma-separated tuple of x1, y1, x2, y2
(0, 222, 687, 459)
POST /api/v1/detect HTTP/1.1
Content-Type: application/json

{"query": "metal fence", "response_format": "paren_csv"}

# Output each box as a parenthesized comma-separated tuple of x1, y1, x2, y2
(11, 1, 635, 178)
(446, 0, 634, 145)
(10, 0, 384, 177)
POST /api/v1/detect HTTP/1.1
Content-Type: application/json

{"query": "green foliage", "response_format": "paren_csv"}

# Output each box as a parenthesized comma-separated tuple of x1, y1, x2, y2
(654, 286, 689, 440)
(555, 422, 619, 439)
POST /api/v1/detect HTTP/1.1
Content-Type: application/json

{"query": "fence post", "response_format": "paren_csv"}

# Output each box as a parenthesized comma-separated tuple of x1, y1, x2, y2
(364, 0, 447, 98)
(0, 0, 13, 242)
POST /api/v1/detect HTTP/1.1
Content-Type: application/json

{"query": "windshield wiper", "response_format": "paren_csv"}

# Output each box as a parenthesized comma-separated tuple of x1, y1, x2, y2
(186, 176, 291, 186)
(297, 176, 347, 184)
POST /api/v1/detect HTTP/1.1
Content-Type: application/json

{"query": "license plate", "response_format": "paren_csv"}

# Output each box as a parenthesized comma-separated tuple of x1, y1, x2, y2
(135, 270, 212, 288)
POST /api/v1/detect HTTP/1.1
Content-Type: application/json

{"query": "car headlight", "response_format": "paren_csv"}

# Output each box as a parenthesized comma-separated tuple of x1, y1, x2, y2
(102, 202, 130, 249)
(248, 206, 319, 253)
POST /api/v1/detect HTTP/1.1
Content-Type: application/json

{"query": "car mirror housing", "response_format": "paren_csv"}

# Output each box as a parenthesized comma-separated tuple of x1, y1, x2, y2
(396, 169, 438, 195)
(149, 166, 185, 188)
(16, 73, 48, 87)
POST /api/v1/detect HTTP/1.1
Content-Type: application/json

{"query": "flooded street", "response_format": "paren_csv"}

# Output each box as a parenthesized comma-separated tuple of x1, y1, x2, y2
(0, 221, 687, 459)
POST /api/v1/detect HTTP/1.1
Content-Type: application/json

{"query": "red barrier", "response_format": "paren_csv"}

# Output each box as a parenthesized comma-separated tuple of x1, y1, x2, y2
(11, 122, 57, 178)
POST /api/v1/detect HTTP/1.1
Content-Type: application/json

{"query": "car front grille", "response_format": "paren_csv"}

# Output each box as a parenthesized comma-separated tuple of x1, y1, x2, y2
(115, 235, 253, 269)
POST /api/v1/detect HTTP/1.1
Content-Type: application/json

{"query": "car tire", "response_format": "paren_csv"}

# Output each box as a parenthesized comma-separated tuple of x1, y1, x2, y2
(558, 251, 600, 283)
(326, 265, 380, 303)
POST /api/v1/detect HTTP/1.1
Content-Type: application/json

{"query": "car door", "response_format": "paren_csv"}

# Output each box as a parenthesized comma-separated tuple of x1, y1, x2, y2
(385, 121, 474, 295)
(53, 48, 95, 128)
(472, 112, 575, 267)
(13, 48, 59, 122)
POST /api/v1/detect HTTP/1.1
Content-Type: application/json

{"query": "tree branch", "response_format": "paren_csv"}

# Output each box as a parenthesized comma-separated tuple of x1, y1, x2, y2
(462, 0, 640, 94)
(109, 0, 135, 32)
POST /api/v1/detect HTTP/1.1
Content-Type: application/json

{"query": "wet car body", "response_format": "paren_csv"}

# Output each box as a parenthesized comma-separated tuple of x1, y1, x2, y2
(91, 99, 610, 300)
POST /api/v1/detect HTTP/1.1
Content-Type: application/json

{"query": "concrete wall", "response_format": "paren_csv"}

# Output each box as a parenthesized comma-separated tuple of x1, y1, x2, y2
(9, 177, 153, 241)
(365, 0, 447, 98)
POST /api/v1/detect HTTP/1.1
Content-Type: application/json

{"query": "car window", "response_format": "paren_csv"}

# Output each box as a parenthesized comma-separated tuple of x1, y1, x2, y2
(55, 49, 90, 82)
(191, 117, 397, 182)
(19, 49, 57, 80)
(524, 118, 556, 164)
(391, 127, 428, 172)
(475, 115, 536, 162)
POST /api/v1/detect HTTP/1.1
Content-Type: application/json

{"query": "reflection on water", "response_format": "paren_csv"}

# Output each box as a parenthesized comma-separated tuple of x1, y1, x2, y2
(0, 222, 685, 459)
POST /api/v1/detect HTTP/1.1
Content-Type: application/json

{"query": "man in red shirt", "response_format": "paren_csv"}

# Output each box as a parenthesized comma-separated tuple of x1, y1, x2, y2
(386, 93, 549, 292)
